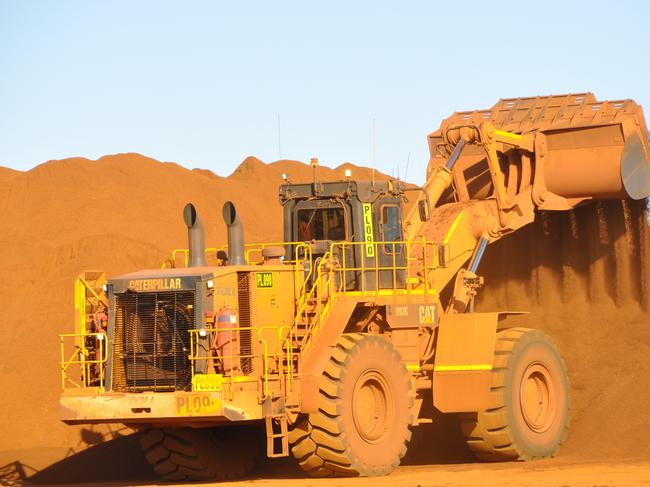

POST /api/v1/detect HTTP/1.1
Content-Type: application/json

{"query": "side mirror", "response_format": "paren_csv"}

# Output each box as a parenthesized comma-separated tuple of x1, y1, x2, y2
(418, 200, 430, 222)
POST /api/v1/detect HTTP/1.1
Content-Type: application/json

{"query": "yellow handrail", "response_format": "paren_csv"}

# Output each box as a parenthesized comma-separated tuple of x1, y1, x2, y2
(161, 241, 312, 269)
(291, 251, 335, 351)
(187, 324, 294, 403)
(329, 238, 441, 295)
(60, 332, 107, 392)
(291, 238, 443, 357)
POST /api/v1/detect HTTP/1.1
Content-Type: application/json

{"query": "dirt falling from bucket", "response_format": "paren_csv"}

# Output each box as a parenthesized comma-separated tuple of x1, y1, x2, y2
(477, 199, 650, 459)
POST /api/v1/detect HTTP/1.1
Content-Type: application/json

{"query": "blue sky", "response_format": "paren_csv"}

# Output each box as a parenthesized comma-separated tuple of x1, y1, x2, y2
(1, 0, 649, 183)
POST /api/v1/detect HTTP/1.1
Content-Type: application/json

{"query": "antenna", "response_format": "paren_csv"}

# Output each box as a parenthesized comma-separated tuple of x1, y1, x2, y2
(371, 118, 376, 188)
(277, 113, 282, 160)
(404, 152, 411, 182)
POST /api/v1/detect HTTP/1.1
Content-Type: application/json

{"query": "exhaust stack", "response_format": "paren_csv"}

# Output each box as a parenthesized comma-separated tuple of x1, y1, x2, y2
(183, 203, 206, 267)
(222, 201, 245, 265)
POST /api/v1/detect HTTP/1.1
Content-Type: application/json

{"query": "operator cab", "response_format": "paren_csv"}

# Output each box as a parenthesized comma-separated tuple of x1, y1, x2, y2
(279, 176, 406, 291)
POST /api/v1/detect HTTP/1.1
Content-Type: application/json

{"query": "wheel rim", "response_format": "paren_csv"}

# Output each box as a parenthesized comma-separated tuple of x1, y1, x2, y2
(352, 370, 393, 443)
(519, 362, 556, 433)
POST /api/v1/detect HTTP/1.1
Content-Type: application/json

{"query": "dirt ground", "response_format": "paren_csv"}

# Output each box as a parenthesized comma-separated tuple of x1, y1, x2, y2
(2, 424, 649, 486)
(2, 429, 648, 486)
(0, 154, 649, 486)
(211, 460, 650, 487)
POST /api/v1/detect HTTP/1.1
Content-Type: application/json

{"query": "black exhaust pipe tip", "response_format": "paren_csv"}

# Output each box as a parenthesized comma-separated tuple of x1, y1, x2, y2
(183, 203, 207, 267)
(222, 201, 237, 226)
(222, 201, 245, 266)
(183, 203, 198, 228)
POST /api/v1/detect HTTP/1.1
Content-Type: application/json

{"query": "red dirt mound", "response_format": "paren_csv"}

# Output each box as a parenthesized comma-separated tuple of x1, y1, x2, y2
(0, 166, 20, 184)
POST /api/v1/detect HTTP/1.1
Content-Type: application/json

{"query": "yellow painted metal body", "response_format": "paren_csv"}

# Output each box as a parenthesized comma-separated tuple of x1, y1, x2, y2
(60, 236, 468, 425)
(432, 312, 499, 412)
(59, 93, 650, 439)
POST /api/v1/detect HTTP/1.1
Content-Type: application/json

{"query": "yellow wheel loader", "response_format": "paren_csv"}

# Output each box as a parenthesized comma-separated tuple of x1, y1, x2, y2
(59, 93, 650, 480)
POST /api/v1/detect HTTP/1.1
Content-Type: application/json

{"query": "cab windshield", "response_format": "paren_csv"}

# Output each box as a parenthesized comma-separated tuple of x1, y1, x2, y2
(297, 207, 346, 241)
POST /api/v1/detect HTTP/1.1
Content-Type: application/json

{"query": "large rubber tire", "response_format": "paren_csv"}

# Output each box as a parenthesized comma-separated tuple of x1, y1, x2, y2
(140, 426, 261, 481)
(461, 327, 570, 461)
(289, 333, 413, 477)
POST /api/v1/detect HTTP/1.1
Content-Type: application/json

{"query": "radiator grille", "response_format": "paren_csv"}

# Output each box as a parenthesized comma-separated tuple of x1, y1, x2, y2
(112, 291, 194, 392)
(237, 273, 253, 374)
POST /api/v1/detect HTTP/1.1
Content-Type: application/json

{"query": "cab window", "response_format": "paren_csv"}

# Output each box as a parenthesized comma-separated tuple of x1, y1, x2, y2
(297, 207, 346, 241)
(381, 205, 402, 253)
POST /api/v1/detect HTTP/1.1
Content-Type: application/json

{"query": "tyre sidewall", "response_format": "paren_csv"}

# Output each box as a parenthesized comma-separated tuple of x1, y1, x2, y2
(504, 334, 569, 457)
(338, 336, 411, 474)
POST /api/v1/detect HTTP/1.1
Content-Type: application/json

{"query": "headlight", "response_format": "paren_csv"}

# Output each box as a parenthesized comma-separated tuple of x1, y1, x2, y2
(97, 333, 105, 341)
(102, 284, 108, 292)
(198, 328, 207, 337)
(206, 280, 214, 289)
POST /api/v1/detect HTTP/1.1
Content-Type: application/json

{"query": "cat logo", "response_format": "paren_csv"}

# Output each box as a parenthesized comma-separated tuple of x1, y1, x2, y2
(418, 305, 437, 324)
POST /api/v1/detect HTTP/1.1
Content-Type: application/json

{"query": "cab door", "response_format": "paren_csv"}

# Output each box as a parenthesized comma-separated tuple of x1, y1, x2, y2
(293, 201, 355, 290)
(378, 201, 406, 289)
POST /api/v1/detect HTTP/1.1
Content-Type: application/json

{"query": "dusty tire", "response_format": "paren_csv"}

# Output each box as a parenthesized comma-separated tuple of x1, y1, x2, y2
(140, 426, 261, 481)
(289, 333, 413, 477)
(461, 327, 570, 461)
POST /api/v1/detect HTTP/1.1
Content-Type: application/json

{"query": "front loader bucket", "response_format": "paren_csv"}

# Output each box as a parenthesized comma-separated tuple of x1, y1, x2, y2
(428, 93, 650, 204)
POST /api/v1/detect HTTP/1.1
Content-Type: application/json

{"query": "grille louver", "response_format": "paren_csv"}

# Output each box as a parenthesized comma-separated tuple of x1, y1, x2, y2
(237, 273, 253, 375)
(112, 291, 194, 392)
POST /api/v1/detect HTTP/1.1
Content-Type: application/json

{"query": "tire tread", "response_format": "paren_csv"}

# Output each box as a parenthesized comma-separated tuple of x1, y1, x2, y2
(460, 327, 570, 462)
(139, 427, 259, 481)
(290, 333, 412, 477)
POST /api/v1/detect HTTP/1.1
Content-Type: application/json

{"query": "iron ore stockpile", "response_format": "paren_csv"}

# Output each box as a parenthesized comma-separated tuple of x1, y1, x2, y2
(0, 153, 648, 483)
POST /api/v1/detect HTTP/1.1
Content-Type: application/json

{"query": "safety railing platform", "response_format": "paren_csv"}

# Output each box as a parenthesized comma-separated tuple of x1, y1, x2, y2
(290, 237, 445, 352)
(188, 324, 295, 403)
(60, 332, 107, 392)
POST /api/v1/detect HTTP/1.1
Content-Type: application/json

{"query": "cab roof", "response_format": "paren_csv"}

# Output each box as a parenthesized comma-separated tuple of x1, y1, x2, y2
(279, 179, 403, 204)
